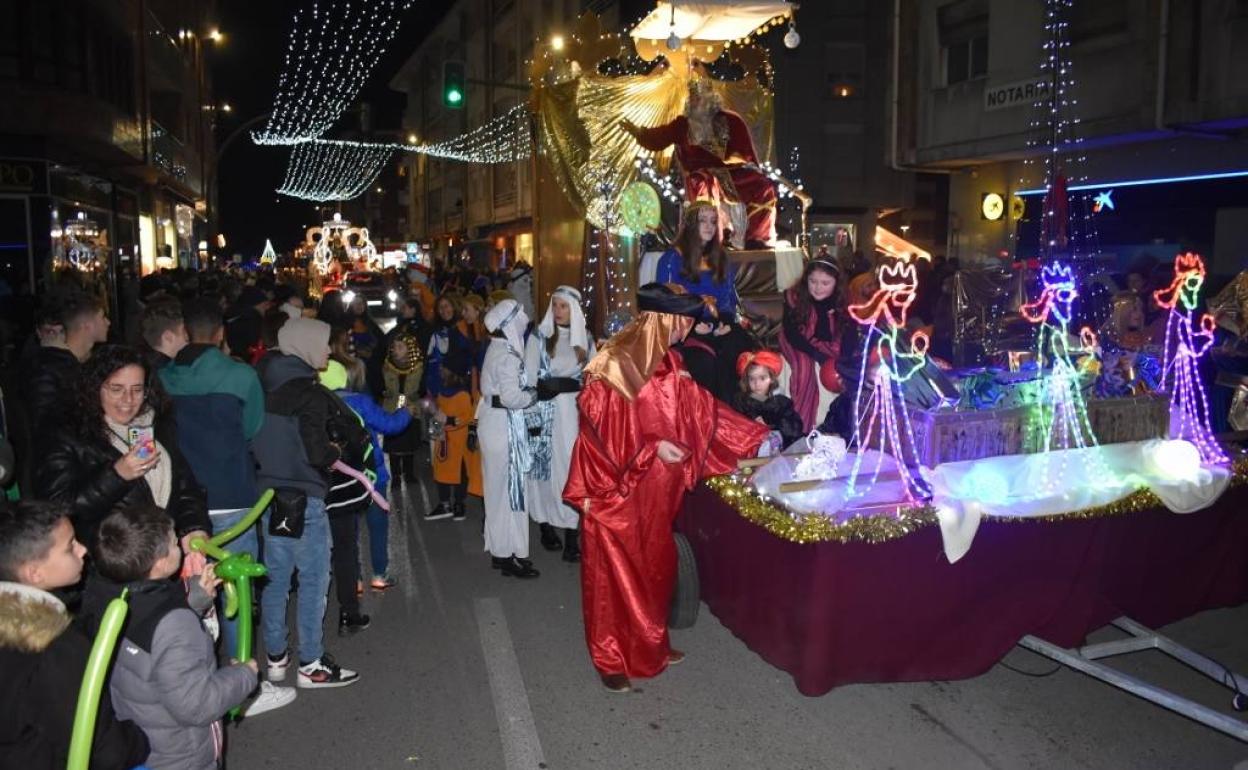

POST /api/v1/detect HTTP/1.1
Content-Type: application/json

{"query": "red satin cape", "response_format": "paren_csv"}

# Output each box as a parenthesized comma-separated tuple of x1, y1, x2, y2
(564, 349, 767, 677)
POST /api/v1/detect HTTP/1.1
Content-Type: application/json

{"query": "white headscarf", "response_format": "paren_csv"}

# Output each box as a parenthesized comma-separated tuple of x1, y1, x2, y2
(484, 298, 528, 356)
(538, 285, 588, 352)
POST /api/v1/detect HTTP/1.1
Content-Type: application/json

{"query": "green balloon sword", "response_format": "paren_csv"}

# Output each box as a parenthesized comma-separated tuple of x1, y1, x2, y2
(67, 490, 274, 770)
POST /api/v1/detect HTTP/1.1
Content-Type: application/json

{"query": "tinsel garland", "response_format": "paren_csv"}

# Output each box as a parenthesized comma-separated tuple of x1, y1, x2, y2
(704, 455, 1248, 546)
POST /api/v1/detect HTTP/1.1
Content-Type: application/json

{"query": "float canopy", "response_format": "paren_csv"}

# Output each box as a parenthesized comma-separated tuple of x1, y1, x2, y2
(630, 1, 795, 44)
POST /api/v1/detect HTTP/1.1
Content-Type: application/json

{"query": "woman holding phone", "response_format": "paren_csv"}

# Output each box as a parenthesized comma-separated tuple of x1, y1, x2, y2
(35, 345, 209, 551)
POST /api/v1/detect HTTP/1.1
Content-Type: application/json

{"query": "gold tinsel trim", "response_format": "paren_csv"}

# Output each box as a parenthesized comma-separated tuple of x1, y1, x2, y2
(705, 455, 1248, 546)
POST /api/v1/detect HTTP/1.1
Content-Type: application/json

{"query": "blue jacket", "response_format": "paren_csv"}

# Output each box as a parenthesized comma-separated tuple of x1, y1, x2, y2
(159, 345, 264, 510)
(337, 390, 411, 489)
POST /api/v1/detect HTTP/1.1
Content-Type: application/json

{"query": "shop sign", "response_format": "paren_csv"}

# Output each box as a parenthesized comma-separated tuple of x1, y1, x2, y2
(984, 77, 1051, 112)
(0, 159, 46, 193)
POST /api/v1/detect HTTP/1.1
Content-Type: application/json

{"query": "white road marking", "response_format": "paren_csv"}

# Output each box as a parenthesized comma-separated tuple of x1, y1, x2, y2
(474, 597, 546, 770)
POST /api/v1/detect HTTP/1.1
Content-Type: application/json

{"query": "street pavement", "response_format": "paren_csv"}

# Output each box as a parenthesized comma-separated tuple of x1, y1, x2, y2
(228, 460, 1248, 770)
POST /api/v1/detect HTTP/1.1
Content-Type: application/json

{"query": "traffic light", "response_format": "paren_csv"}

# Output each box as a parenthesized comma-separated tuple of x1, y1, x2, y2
(442, 61, 465, 109)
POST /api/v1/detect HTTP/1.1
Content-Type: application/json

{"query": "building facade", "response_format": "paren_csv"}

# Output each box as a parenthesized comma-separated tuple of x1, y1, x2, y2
(0, 0, 219, 297)
(390, 0, 632, 268)
(895, 0, 1248, 272)
(772, 0, 945, 262)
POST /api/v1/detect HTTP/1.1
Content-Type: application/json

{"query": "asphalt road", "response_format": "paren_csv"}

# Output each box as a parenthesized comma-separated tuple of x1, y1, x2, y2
(228, 459, 1248, 770)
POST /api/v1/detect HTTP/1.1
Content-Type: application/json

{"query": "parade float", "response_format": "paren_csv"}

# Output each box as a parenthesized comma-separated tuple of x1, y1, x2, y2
(249, 0, 1248, 736)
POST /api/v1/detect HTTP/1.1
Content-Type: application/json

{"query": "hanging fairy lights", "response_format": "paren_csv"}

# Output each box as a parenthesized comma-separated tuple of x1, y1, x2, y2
(277, 140, 396, 201)
(1018, 0, 1100, 264)
(273, 106, 532, 202)
(255, 0, 415, 145)
(412, 105, 531, 163)
(633, 154, 682, 204)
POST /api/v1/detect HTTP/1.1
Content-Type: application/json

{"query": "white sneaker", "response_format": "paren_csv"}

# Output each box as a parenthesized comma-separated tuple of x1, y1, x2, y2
(266, 651, 290, 682)
(241, 681, 297, 717)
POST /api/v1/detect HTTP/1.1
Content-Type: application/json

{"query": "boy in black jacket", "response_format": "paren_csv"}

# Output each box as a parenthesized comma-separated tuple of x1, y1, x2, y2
(0, 500, 149, 770)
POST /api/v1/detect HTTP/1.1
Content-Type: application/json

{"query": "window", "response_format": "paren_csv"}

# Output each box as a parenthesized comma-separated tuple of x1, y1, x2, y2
(825, 42, 865, 99)
(939, 0, 988, 86)
(1070, 0, 1128, 43)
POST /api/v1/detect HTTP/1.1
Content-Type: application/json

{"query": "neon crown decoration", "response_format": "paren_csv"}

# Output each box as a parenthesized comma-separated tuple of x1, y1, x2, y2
(1154, 251, 1206, 311)
(1040, 261, 1076, 289)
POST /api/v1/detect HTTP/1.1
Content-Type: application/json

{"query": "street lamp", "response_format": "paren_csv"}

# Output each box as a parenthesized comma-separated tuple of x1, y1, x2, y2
(209, 28, 224, 43)
(551, 35, 565, 52)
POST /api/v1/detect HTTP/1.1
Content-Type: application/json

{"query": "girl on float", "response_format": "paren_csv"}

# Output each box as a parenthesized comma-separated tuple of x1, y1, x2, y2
(653, 200, 756, 402)
(779, 254, 845, 432)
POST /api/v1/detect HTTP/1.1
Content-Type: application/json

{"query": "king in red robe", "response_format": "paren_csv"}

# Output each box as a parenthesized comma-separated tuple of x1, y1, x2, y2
(564, 284, 768, 692)
(623, 78, 778, 247)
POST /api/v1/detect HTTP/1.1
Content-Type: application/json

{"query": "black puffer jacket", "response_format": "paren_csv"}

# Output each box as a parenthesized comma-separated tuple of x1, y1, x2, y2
(0, 582, 150, 770)
(32, 418, 210, 547)
(16, 346, 80, 436)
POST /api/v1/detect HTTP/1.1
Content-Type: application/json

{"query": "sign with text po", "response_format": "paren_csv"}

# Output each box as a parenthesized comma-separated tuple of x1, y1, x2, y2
(984, 77, 1051, 112)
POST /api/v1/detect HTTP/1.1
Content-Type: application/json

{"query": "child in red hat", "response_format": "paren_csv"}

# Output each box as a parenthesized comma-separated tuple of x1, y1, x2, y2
(731, 350, 804, 451)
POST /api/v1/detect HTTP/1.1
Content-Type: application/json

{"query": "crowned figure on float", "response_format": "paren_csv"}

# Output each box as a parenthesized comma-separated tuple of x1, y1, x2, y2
(844, 261, 932, 501)
(1153, 252, 1228, 464)
(621, 70, 778, 248)
(1021, 262, 1100, 453)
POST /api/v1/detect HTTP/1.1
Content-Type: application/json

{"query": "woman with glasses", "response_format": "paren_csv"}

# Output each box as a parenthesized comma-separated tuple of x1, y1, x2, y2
(35, 345, 209, 552)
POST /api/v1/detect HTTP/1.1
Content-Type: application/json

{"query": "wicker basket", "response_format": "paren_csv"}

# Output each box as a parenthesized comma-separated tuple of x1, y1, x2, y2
(907, 393, 1170, 467)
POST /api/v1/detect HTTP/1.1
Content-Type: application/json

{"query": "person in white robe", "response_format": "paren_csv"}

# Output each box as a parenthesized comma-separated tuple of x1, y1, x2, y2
(478, 299, 544, 578)
(523, 286, 594, 562)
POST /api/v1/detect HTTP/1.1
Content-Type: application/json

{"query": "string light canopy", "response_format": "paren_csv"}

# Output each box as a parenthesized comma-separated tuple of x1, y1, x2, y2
(274, 106, 532, 202)
(411, 105, 531, 163)
(277, 140, 396, 201)
(255, 0, 415, 146)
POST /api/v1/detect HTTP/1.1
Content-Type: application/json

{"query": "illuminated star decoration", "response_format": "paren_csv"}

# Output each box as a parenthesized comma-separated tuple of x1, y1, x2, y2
(1152, 252, 1228, 464)
(1092, 189, 1114, 213)
(844, 262, 932, 502)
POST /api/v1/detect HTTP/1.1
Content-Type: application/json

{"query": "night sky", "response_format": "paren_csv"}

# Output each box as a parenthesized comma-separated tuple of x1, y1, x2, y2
(211, 0, 446, 257)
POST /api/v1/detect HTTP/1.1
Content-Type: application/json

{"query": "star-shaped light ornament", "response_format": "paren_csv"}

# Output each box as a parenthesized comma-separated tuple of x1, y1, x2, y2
(1092, 189, 1114, 213)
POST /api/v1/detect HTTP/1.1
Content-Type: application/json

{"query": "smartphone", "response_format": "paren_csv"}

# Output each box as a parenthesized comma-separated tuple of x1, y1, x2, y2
(128, 426, 155, 460)
(397, 393, 407, 408)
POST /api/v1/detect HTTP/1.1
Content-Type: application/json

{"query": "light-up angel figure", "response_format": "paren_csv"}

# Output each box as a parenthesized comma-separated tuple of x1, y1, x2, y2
(1153, 252, 1228, 464)
(844, 262, 932, 501)
(1020, 262, 1100, 453)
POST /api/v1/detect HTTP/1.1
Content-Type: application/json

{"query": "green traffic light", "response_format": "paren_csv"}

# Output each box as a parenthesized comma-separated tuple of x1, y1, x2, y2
(447, 88, 463, 104)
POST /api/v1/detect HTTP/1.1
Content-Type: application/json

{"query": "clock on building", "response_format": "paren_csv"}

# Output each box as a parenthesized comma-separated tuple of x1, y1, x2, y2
(981, 192, 1005, 221)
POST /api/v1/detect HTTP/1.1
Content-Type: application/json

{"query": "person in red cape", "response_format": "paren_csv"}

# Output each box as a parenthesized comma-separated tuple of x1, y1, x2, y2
(621, 75, 777, 248)
(564, 283, 769, 693)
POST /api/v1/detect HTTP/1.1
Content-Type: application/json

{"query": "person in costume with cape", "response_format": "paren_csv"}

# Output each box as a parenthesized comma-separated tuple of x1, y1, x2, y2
(564, 283, 768, 693)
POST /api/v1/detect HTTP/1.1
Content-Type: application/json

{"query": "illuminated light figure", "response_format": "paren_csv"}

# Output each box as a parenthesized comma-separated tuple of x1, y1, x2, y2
(1153, 253, 1228, 464)
(844, 262, 932, 502)
(1020, 262, 1101, 455)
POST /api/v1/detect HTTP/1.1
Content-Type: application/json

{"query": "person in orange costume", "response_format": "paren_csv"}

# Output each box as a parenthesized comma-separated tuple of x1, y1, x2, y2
(564, 283, 768, 693)
(425, 294, 482, 520)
